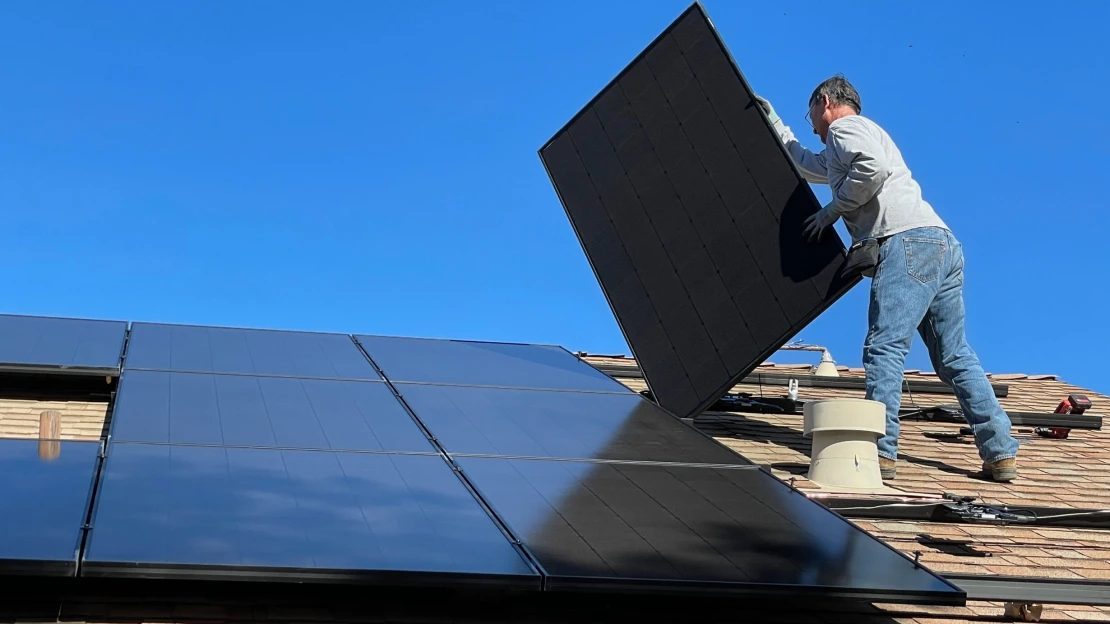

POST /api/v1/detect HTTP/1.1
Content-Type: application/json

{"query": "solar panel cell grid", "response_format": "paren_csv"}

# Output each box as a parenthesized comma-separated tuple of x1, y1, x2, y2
(124, 323, 379, 380)
(356, 334, 630, 393)
(396, 383, 750, 465)
(109, 370, 433, 453)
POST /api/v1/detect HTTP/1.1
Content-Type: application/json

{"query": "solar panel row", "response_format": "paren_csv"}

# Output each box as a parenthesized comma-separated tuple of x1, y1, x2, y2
(0, 314, 960, 602)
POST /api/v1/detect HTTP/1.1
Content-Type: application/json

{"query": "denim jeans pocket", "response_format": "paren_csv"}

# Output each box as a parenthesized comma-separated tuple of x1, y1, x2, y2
(903, 237, 945, 283)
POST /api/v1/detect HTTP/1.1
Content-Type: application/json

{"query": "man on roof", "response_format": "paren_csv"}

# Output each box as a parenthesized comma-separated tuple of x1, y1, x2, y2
(756, 75, 1018, 482)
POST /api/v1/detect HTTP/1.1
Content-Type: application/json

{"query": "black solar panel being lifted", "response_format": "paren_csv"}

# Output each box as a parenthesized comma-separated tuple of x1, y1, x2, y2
(0, 314, 126, 375)
(538, 3, 859, 420)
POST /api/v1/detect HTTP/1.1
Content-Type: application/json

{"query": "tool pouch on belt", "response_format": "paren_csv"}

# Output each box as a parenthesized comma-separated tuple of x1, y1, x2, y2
(843, 237, 880, 278)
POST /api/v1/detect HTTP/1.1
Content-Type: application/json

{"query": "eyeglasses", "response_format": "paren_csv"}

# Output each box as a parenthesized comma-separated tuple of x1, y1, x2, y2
(806, 95, 828, 129)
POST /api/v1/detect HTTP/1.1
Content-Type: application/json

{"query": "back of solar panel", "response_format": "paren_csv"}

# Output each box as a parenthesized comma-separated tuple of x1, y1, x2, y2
(539, 3, 860, 419)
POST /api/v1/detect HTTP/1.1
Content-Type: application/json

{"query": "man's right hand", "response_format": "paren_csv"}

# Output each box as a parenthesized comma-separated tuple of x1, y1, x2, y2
(754, 95, 779, 124)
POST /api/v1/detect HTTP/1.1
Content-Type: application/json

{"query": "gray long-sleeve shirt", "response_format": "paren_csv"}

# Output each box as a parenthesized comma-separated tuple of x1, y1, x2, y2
(773, 115, 947, 243)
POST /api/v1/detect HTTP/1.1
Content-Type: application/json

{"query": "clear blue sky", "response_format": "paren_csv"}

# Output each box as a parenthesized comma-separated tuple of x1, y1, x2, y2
(1, 1, 1106, 393)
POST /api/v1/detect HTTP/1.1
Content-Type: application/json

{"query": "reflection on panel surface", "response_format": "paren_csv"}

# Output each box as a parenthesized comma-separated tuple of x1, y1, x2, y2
(0, 314, 126, 373)
(125, 323, 379, 380)
(398, 384, 748, 465)
(357, 335, 629, 393)
(85, 445, 537, 585)
(110, 370, 432, 453)
(457, 457, 962, 602)
(0, 439, 99, 575)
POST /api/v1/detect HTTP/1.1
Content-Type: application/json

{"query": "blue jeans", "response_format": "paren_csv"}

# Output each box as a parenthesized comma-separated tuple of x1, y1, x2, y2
(864, 226, 1018, 464)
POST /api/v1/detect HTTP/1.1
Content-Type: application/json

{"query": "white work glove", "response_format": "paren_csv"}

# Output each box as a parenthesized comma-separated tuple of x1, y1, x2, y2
(754, 95, 779, 124)
(754, 94, 788, 142)
(802, 204, 839, 242)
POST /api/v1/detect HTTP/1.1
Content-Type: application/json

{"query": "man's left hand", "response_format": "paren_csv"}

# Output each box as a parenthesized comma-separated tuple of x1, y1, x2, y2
(802, 205, 838, 242)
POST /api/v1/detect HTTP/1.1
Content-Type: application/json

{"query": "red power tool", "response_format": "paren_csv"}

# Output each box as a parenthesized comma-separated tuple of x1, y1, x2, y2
(1034, 394, 1093, 439)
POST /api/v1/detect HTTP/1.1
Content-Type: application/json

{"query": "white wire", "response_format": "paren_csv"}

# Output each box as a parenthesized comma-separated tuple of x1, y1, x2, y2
(833, 502, 947, 511)
(1031, 509, 1110, 520)
(836, 503, 1110, 522)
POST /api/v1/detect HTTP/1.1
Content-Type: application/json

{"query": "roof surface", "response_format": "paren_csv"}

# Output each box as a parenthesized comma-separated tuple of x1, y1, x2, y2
(582, 354, 1110, 623)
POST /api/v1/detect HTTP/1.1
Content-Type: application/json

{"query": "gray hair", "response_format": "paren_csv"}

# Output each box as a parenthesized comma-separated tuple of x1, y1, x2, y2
(809, 74, 862, 113)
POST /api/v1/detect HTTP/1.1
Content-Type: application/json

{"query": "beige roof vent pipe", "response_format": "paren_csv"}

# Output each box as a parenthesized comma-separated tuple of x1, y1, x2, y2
(777, 341, 840, 377)
(803, 398, 887, 491)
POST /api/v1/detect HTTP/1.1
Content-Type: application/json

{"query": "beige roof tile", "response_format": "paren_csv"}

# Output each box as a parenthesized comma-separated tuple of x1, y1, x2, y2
(0, 398, 109, 441)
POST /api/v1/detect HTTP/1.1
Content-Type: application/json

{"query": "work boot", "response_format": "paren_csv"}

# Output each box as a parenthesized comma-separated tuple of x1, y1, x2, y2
(982, 458, 1017, 482)
(879, 457, 897, 480)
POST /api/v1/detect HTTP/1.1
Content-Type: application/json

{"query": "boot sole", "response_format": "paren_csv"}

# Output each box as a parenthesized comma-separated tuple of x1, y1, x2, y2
(991, 469, 1017, 482)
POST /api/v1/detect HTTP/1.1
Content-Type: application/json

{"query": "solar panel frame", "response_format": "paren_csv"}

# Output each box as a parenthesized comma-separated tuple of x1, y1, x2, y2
(538, 3, 860, 420)
(0, 439, 101, 576)
(0, 313, 127, 376)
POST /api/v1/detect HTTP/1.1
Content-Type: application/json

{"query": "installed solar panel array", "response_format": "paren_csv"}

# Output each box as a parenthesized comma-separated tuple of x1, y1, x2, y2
(539, 4, 859, 420)
(85, 324, 536, 585)
(0, 313, 960, 602)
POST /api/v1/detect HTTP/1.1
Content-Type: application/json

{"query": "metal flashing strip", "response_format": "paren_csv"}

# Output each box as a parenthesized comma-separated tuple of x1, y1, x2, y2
(943, 574, 1110, 606)
(446, 452, 761, 470)
(0, 363, 120, 378)
(747, 371, 1009, 398)
(900, 405, 1102, 430)
(1004, 411, 1102, 429)
(656, 392, 1097, 431)
(77, 560, 539, 590)
(592, 363, 1009, 398)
